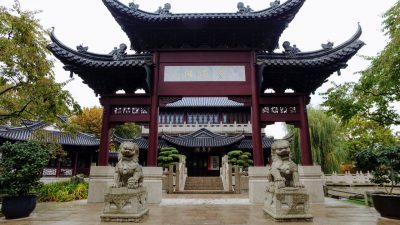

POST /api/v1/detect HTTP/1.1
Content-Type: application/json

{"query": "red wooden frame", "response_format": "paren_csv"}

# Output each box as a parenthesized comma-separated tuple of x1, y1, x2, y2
(97, 50, 313, 167)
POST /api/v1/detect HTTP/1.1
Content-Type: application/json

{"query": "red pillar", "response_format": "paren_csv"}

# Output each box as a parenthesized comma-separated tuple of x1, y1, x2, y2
(299, 96, 313, 165)
(147, 52, 160, 166)
(98, 97, 110, 166)
(250, 51, 264, 166)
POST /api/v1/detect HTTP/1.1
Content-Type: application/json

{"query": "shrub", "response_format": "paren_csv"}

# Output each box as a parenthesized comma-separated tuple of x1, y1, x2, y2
(37, 181, 88, 202)
(227, 150, 253, 169)
(0, 141, 49, 196)
(355, 145, 400, 194)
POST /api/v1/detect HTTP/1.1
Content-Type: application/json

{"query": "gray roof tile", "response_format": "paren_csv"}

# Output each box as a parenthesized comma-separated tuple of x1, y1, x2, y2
(0, 121, 99, 146)
(165, 97, 244, 108)
(162, 128, 245, 147)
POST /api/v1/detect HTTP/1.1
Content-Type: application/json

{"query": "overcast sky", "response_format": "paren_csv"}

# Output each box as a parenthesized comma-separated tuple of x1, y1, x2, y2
(2, 0, 397, 137)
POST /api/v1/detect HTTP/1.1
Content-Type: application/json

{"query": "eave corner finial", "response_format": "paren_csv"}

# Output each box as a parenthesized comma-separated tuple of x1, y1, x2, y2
(321, 41, 334, 50)
(270, 0, 280, 8)
(155, 3, 171, 15)
(109, 43, 127, 60)
(128, 1, 139, 10)
(282, 41, 301, 56)
(76, 44, 89, 53)
(237, 2, 253, 13)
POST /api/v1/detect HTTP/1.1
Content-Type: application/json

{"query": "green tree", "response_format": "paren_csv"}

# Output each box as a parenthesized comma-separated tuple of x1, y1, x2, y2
(0, 1, 80, 123)
(285, 107, 347, 173)
(113, 123, 142, 139)
(322, 2, 400, 127)
(340, 116, 397, 164)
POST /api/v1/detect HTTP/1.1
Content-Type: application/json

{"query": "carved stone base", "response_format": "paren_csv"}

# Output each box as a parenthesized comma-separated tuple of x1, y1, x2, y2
(263, 187, 313, 221)
(100, 210, 149, 222)
(101, 186, 149, 222)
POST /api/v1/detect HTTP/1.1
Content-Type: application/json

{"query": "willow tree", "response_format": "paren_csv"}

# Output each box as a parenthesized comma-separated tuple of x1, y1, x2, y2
(285, 107, 346, 173)
(0, 1, 79, 123)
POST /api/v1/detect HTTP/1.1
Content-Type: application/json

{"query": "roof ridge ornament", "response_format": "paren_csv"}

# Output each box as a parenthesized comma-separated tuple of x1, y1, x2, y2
(321, 41, 334, 50)
(109, 43, 127, 60)
(270, 0, 280, 8)
(237, 2, 253, 13)
(76, 44, 88, 53)
(128, 1, 139, 10)
(155, 3, 171, 15)
(282, 41, 301, 56)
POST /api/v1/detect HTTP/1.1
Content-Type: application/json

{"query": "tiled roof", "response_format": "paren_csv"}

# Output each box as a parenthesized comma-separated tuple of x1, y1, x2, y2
(47, 31, 153, 96)
(112, 135, 168, 149)
(102, 0, 305, 52)
(165, 97, 244, 108)
(237, 137, 274, 149)
(103, 0, 305, 22)
(162, 128, 245, 147)
(0, 121, 99, 147)
(257, 25, 365, 94)
(257, 25, 365, 68)
(47, 31, 152, 69)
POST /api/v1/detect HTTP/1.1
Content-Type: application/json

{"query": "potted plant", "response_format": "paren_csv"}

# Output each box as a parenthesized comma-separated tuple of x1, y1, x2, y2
(356, 145, 400, 219)
(0, 141, 49, 219)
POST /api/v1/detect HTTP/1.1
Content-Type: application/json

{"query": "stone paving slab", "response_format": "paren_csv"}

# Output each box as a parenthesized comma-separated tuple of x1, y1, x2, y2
(1, 196, 400, 225)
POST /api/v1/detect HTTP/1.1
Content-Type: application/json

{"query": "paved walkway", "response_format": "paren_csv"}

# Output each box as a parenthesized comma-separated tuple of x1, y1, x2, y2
(1, 194, 400, 225)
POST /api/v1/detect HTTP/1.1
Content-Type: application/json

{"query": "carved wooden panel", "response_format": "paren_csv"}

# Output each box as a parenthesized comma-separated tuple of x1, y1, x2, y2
(112, 106, 150, 115)
(261, 105, 297, 114)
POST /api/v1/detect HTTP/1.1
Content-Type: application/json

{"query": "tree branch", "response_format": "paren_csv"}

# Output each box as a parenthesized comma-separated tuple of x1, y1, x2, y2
(0, 84, 21, 96)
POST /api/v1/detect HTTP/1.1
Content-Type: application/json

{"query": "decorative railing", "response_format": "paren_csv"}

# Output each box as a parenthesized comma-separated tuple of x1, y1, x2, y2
(142, 121, 252, 134)
(176, 156, 187, 192)
(322, 171, 373, 185)
(43, 168, 57, 176)
(42, 167, 85, 177)
(220, 155, 233, 191)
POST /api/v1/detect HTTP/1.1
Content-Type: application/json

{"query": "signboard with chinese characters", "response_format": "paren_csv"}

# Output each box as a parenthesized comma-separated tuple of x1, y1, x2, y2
(208, 156, 220, 171)
(164, 66, 246, 82)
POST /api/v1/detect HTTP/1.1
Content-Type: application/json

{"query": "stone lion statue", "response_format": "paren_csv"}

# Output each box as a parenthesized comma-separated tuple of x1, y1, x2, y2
(266, 136, 303, 190)
(113, 141, 144, 189)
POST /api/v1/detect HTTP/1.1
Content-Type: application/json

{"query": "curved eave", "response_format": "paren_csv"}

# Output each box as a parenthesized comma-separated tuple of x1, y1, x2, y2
(257, 25, 365, 94)
(47, 31, 153, 95)
(112, 135, 168, 149)
(47, 30, 153, 70)
(0, 130, 100, 147)
(162, 129, 245, 148)
(237, 138, 274, 149)
(103, 0, 304, 52)
(257, 25, 365, 68)
(103, 0, 304, 22)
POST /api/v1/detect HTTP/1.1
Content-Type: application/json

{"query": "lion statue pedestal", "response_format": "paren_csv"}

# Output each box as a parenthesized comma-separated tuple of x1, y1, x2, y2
(100, 142, 149, 223)
(263, 138, 313, 221)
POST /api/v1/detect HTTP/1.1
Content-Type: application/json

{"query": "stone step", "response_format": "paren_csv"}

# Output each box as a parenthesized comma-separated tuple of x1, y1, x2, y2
(184, 176, 224, 191)
(184, 181, 223, 184)
(185, 187, 224, 191)
(173, 190, 234, 194)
